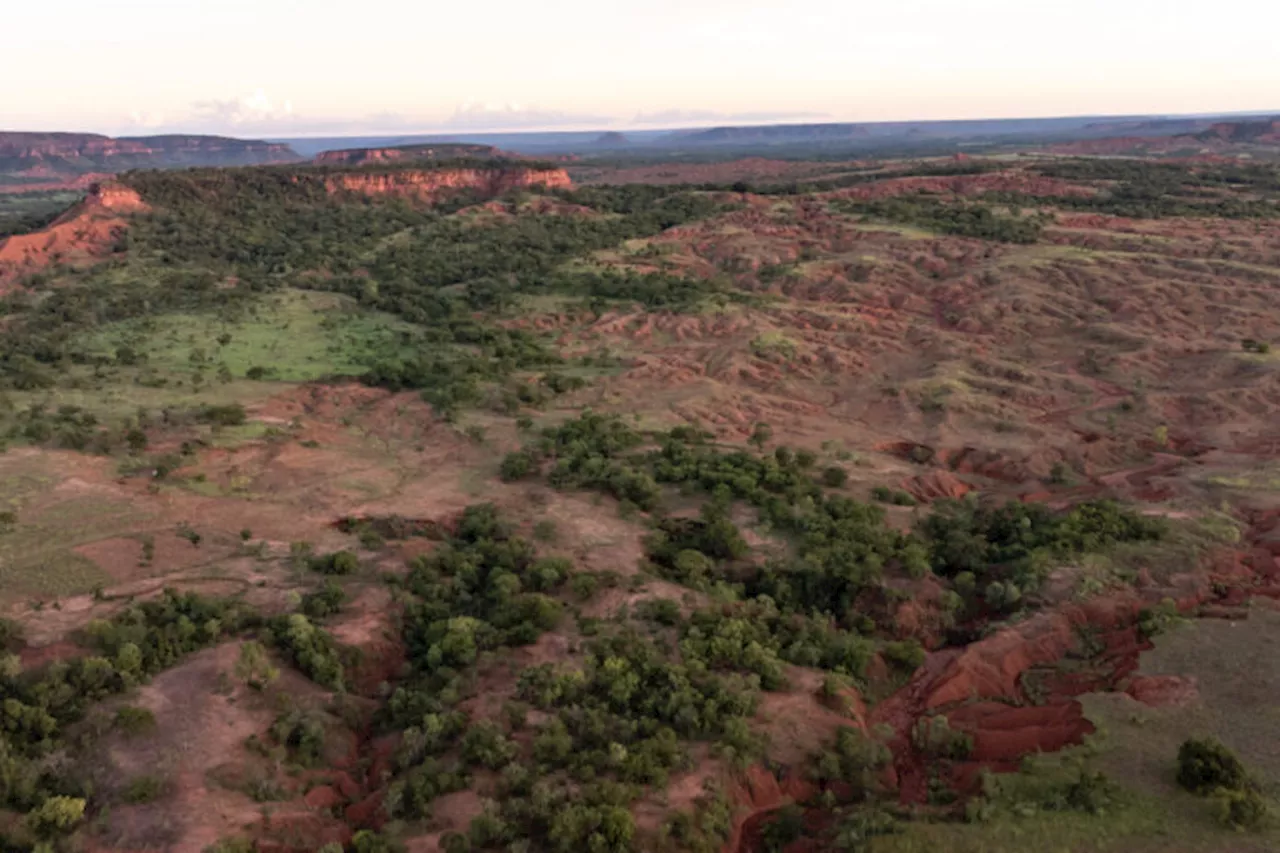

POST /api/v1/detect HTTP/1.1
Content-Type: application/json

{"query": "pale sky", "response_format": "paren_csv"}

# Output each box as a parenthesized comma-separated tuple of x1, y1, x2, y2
(3, 0, 1277, 137)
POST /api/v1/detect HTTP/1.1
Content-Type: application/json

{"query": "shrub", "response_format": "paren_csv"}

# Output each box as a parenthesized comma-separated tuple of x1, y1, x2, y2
(302, 579, 347, 619)
(235, 640, 280, 689)
(760, 804, 804, 852)
(1212, 786, 1267, 830)
(891, 490, 918, 506)
(26, 796, 86, 837)
(115, 705, 157, 735)
(1177, 738, 1247, 795)
(812, 727, 892, 804)
(637, 598, 682, 626)
(912, 716, 972, 760)
(123, 774, 165, 804)
(821, 466, 849, 487)
(311, 550, 359, 575)
(500, 450, 535, 481)
(881, 639, 926, 673)
(271, 709, 328, 765)
(198, 404, 247, 427)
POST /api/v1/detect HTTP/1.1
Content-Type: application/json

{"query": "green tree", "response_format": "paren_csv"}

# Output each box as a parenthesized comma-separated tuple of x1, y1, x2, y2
(26, 796, 86, 837)
(1178, 738, 1247, 794)
(235, 640, 279, 690)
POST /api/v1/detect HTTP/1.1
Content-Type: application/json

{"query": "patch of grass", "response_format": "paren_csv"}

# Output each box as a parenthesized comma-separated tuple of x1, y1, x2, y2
(114, 705, 157, 736)
(749, 331, 798, 361)
(0, 495, 129, 598)
(81, 289, 421, 383)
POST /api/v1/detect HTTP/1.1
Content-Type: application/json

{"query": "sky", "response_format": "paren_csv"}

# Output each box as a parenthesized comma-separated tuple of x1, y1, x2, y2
(3, 0, 1278, 137)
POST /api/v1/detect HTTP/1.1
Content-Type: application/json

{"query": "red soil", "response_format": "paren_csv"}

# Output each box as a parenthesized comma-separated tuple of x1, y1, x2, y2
(722, 765, 815, 853)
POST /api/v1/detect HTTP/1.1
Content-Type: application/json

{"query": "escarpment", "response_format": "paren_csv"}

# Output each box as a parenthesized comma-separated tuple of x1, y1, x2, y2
(321, 165, 572, 201)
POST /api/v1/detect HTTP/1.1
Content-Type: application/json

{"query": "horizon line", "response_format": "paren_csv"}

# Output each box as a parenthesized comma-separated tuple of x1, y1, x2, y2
(5, 106, 1278, 142)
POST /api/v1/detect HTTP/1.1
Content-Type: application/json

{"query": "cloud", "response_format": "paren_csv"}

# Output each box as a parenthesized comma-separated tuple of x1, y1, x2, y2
(192, 89, 294, 127)
(439, 102, 614, 131)
(114, 95, 828, 138)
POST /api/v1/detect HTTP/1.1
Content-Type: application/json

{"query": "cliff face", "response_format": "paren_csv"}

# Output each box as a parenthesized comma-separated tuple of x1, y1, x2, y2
(0, 132, 300, 177)
(314, 143, 504, 166)
(323, 167, 572, 201)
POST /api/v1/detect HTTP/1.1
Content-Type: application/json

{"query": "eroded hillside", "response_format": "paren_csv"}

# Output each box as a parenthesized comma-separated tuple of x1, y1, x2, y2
(0, 154, 1279, 853)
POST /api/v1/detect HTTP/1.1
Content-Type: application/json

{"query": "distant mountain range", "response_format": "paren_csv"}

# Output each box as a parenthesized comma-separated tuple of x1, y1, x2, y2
(2, 109, 1277, 194)
(0, 132, 299, 189)
(275, 111, 1280, 157)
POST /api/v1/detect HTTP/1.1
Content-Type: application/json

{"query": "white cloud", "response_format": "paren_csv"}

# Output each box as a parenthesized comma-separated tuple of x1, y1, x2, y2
(192, 89, 294, 127)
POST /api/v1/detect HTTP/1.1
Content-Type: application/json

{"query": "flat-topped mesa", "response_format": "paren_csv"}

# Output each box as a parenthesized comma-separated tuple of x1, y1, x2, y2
(321, 165, 572, 202)
(0, 131, 298, 174)
(313, 142, 507, 166)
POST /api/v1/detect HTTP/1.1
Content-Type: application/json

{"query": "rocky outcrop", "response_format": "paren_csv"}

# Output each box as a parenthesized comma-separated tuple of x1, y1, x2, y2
(322, 166, 572, 202)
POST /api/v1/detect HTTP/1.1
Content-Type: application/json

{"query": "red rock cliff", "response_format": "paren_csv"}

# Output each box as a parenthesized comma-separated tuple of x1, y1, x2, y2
(323, 167, 572, 202)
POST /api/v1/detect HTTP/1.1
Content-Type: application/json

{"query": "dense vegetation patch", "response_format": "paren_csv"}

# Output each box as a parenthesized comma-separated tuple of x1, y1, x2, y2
(833, 196, 1046, 243)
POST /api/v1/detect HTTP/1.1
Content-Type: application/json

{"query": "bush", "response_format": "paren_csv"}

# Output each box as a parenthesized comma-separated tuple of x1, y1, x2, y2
(912, 716, 972, 760)
(500, 450, 535, 481)
(760, 804, 805, 852)
(271, 709, 328, 765)
(198, 404, 247, 427)
(1177, 738, 1247, 795)
(637, 598, 682, 626)
(302, 579, 347, 619)
(881, 639, 925, 673)
(822, 466, 849, 487)
(1212, 786, 1267, 830)
(115, 705, 157, 736)
(311, 550, 359, 575)
(26, 796, 86, 837)
(123, 774, 165, 804)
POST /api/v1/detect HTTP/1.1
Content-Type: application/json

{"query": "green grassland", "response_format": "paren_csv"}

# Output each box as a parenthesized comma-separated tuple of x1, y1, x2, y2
(82, 289, 421, 383)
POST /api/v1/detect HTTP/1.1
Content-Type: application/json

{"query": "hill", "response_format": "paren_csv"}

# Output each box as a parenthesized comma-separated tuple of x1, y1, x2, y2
(313, 142, 507, 166)
(1043, 116, 1280, 158)
(0, 131, 300, 189)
